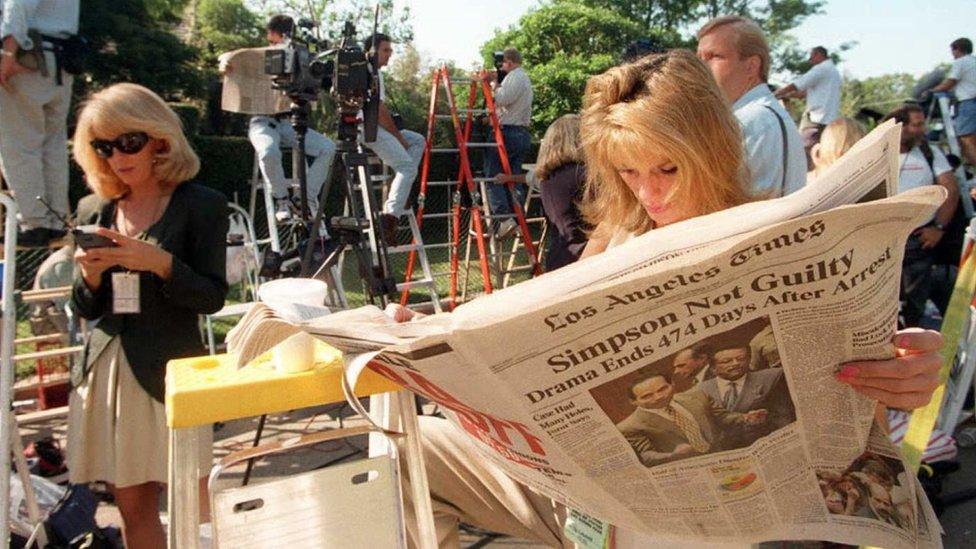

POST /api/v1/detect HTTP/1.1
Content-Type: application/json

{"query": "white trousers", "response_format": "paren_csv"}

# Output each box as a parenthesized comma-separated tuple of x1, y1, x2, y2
(364, 126, 425, 214)
(248, 116, 337, 202)
(0, 51, 71, 230)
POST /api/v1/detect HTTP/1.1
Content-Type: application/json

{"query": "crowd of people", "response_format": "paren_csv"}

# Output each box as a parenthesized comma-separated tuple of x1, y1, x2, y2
(0, 1, 972, 546)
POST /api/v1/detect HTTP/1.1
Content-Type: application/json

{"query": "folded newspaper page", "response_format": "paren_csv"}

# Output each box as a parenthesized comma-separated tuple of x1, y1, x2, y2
(227, 121, 943, 548)
(219, 47, 292, 115)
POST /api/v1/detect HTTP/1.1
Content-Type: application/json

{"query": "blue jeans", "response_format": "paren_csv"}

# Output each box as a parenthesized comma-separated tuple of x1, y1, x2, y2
(483, 125, 531, 216)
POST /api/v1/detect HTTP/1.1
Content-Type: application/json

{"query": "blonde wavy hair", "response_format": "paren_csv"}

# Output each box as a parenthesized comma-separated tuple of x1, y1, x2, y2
(810, 118, 866, 178)
(535, 114, 583, 181)
(73, 83, 200, 199)
(580, 49, 750, 238)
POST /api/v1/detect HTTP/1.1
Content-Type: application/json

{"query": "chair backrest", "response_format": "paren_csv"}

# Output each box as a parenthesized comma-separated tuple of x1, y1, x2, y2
(226, 202, 262, 300)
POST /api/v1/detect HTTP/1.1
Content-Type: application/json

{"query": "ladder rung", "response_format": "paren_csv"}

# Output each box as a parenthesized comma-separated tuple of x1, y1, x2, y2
(14, 345, 84, 362)
(423, 181, 458, 188)
(388, 243, 425, 254)
(396, 278, 436, 291)
(418, 212, 453, 220)
(19, 286, 72, 304)
(417, 241, 452, 250)
(14, 333, 68, 346)
(465, 143, 496, 148)
(431, 148, 459, 153)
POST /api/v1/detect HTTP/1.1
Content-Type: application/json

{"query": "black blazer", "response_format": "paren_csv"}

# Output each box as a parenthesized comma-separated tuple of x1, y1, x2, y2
(70, 182, 228, 402)
(540, 163, 588, 271)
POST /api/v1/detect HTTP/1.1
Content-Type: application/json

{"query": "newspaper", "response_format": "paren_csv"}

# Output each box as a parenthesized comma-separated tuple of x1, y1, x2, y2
(227, 121, 943, 548)
(219, 47, 292, 115)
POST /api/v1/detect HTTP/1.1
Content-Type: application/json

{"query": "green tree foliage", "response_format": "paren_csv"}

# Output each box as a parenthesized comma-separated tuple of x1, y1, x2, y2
(580, 0, 827, 77)
(841, 73, 916, 123)
(197, 0, 265, 60)
(80, 0, 204, 99)
(479, 2, 665, 133)
(249, 0, 412, 43)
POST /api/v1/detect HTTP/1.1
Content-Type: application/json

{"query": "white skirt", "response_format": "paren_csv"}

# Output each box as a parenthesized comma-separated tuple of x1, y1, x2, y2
(68, 337, 212, 488)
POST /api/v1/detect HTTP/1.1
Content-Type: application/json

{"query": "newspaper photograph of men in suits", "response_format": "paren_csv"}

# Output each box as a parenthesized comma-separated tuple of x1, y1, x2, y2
(589, 316, 798, 468)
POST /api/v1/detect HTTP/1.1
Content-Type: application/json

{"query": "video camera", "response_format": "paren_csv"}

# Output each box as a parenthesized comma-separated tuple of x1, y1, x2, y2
(264, 19, 378, 141)
(493, 50, 506, 83)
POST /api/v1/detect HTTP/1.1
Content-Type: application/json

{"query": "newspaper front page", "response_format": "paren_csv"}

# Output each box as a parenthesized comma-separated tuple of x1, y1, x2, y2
(228, 122, 943, 548)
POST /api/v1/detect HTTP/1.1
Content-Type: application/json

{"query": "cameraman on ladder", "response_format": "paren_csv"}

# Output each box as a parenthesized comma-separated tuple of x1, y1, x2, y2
(362, 33, 426, 244)
(221, 15, 337, 224)
(478, 47, 533, 240)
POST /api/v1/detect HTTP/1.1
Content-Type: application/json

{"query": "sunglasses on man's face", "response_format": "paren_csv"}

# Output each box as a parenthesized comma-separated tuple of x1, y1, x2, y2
(90, 132, 150, 159)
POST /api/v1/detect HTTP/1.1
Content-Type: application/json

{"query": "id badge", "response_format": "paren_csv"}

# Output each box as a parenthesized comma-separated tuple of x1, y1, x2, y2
(111, 272, 141, 314)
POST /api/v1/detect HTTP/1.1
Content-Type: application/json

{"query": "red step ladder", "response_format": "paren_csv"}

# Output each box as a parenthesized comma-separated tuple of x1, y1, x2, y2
(401, 66, 543, 310)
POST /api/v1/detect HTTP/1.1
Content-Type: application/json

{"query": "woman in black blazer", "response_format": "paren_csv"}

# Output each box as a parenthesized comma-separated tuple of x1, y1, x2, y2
(69, 83, 227, 548)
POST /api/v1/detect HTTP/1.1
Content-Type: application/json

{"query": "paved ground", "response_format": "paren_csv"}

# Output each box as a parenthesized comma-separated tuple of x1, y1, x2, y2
(18, 404, 976, 548)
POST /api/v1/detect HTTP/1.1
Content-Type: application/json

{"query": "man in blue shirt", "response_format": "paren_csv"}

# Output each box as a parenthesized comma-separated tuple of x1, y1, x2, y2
(697, 15, 806, 197)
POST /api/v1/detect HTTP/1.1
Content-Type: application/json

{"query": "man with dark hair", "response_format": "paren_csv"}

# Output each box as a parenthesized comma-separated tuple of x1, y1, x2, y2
(884, 104, 959, 326)
(266, 13, 292, 36)
(615, 372, 767, 467)
(700, 344, 795, 445)
(222, 15, 337, 224)
(671, 344, 713, 392)
(362, 32, 426, 242)
(478, 47, 533, 240)
(0, 0, 79, 246)
(928, 37, 976, 167)
(775, 46, 842, 166)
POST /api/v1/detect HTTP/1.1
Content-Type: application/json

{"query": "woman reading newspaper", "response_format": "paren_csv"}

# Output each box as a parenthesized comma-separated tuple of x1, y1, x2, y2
(388, 50, 942, 547)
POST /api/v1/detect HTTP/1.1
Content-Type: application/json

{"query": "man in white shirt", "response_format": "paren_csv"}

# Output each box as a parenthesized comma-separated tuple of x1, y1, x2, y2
(884, 104, 959, 327)
(0, 0, 78, 246)
(697, 16, 806, 197)
(775, 46, 842, 167)
(363, 32, 426, 243)
(928, 37, 976, 167)
(478, 48, 533, 239)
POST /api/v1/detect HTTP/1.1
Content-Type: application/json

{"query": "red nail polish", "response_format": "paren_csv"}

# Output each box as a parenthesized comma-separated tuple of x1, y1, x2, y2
(837, 366, 858, 380)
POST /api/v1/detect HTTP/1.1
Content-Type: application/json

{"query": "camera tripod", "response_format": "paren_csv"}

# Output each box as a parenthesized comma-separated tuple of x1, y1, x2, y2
(297, 110, 397, 307)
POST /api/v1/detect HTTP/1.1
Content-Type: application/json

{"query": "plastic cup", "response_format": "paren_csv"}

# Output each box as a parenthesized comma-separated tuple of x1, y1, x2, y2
(257, 277, 328, 307)
(272, 332, 316, 374)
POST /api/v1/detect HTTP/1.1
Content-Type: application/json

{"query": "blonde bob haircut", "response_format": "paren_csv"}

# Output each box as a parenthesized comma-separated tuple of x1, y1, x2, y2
(698, 15, 771, 82)
(580, 49, 749, 238)
(73, 83, 200, 199)
(811, 118, 866, 177)
(535, 114, 582, 181)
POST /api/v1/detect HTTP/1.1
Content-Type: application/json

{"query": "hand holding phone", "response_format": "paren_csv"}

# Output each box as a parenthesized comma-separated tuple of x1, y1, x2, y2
(72, 225, 118, 250)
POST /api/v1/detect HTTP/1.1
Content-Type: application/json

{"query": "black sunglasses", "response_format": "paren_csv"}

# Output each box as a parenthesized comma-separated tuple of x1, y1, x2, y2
(90, 132, 150, 159)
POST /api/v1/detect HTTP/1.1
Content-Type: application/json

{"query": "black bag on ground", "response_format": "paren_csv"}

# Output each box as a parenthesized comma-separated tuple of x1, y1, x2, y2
(43, 484, 119, 548)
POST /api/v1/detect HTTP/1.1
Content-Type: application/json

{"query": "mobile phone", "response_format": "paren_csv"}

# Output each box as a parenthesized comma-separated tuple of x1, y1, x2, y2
(72, 227, 118, 249)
